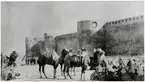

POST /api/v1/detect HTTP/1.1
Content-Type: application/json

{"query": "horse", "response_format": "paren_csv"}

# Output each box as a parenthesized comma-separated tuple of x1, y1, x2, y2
(59, 48, 69, 75)
(37, 49, 60, 79)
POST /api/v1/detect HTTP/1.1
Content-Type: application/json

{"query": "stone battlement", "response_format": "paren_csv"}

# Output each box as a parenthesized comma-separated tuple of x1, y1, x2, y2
(104, 15, 144, 27)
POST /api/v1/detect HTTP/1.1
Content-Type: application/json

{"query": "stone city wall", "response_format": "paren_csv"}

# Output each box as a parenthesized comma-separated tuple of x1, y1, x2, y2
(104, 15, 144, 56)
(26, 15, 144, 58)
(55, 33, 78, 56)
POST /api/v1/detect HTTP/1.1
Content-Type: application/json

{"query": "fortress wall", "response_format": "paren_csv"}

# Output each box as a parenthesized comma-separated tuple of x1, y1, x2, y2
(55, 33, 78, 56)
(26, 37, 44, 56)
(44, 35, 56, 51)
(77, 20, 98, 56)
(26, 15, 144, 58)
(90, 27, 106, 55)
(26, 37, 44, 49)
(104, 15, 144, 56)
(30, 38, 56, 53)
(105, 15, 143, 26)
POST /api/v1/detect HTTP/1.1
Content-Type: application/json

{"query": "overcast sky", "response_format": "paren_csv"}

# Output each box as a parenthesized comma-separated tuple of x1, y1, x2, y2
(1, 1, 144, 56)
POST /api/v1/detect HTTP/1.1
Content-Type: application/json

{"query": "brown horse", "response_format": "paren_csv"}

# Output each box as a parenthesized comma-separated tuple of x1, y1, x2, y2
(37, 49, 60, 79)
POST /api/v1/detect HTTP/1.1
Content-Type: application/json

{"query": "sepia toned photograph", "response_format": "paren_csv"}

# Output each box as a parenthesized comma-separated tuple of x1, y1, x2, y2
(1, 1, 144, 81)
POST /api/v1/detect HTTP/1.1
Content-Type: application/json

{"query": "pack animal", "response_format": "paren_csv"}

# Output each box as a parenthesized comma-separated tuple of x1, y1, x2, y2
(37, 49, 60, 79)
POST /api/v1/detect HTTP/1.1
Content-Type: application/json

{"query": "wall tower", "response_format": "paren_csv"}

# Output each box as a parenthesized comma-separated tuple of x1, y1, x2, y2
(77, 20, 98, 56)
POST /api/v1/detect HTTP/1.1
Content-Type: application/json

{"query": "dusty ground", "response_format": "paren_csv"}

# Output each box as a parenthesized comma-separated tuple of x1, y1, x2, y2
(11, 65, 94, 81)
(8, 55, 145, 81)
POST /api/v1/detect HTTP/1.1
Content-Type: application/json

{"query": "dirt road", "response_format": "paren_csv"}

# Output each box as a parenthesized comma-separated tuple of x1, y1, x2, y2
(12, 65, 94, 81)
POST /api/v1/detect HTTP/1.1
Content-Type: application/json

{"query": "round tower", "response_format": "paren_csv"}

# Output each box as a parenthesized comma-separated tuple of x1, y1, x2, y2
(77, 20, 98, 56)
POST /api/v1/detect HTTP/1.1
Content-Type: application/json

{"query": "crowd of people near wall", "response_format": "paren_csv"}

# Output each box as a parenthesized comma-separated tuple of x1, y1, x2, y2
(90, 51, 144, 81)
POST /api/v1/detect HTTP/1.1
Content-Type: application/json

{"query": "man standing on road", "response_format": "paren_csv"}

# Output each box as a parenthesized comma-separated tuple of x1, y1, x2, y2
(81, 48, 88, 62)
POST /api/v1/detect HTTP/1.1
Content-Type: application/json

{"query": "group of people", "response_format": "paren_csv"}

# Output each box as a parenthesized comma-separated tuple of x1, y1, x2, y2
(2, 48, 144, 81)
(1, 51, 20, 81)
(1, 51, 18, 67)
(64, 48, 88, 61)
(63, 48, 105, 61)
(90, 53, 144, 81)
(60, 47, 144, 81)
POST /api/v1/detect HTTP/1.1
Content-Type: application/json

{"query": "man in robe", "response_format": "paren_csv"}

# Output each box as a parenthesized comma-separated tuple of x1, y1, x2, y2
(7, 51, 18, 67)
